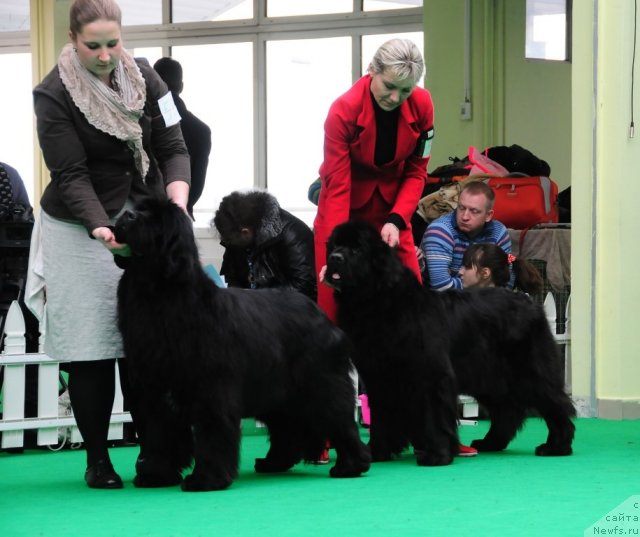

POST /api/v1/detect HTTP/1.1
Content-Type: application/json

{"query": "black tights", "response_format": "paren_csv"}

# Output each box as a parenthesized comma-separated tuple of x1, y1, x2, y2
(66, 359, 129, 467)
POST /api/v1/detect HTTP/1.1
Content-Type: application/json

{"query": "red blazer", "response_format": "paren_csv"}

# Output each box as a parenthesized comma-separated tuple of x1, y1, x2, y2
(314, 75, 434, 320)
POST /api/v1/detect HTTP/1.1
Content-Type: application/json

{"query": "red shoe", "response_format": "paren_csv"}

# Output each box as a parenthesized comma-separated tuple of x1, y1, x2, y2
(457, 443, 478, 457)
(312, 448, 330, 465)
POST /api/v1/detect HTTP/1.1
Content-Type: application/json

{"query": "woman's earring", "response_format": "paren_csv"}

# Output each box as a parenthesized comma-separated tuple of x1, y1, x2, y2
(73, 47, 77, 52)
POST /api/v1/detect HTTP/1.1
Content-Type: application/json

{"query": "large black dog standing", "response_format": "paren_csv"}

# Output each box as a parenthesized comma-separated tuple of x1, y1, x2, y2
(114, 198, 370, 491)
(325, 221, 575, 465)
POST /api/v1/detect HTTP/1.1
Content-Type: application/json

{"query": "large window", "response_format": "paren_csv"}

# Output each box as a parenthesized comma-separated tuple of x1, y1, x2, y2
(0, 52, 33, 202)
(0, 0, 423, 225)
(173, 42, 254, 212)
(0, 0, 29, 31)
(266, 37, 351, 214)
(0, 0, 32, 203)
(122, 0, 423, 225)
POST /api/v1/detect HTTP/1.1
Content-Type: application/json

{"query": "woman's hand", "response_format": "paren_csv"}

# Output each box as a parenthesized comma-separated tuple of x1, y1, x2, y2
(319, 265, 328, 284)
(166, 180, 190, 215)
(380, 223, 400, 247)
(92, 226, 131, 256)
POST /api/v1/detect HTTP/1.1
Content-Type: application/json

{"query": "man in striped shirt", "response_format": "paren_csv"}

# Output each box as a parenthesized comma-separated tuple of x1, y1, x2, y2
(420, 181, 512, 291)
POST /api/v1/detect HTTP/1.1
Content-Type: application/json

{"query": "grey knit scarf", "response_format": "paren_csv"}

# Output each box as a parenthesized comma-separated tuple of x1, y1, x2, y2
(57, 43, 149, 180)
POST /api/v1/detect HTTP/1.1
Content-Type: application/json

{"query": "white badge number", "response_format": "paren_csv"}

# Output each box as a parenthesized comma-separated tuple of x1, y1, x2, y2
(158, 92, 181, 127)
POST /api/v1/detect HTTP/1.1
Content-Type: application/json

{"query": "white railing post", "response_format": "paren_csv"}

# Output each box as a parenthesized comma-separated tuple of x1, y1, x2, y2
(34, 304, 59, 445)
(37, 361, 61, 446)
(543, 292, 558, 333)
(1, 301, 27, 449)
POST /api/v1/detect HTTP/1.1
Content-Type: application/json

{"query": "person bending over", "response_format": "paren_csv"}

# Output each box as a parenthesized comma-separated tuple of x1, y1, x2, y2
(212, 190, 316, 300)
(315, 38, 434, 322)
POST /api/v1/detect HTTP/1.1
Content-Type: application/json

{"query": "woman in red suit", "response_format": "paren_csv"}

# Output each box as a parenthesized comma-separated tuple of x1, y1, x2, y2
(315, 38, 434, 321)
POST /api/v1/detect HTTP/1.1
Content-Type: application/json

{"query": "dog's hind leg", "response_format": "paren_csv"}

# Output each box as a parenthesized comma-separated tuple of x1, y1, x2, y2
(366, 400, 405, 461)
(182, 411, 241, 492)
(415, 373, 458, 467)
(254, 414, 303, 473)
(534, 394, 576, 456)
(470, 403, 526, 452)
(325, 402, 371, 478)
(329, 425, 371, 478)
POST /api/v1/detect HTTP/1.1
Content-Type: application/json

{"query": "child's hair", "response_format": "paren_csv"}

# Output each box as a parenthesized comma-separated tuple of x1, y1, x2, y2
(462, 243, 543, 294)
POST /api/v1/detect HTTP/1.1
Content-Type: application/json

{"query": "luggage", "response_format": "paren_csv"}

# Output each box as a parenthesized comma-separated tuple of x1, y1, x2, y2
(484, 175, 559, 229)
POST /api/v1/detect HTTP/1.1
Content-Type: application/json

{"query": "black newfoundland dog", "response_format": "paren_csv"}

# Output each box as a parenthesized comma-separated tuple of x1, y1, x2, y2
(325, 221, 575, 464)
(114, 197, 370, 491)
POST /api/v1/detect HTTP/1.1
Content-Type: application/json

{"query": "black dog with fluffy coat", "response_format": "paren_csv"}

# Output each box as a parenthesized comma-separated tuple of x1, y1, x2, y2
(325, 221, 575, 463)
(114, 197, 370, 491)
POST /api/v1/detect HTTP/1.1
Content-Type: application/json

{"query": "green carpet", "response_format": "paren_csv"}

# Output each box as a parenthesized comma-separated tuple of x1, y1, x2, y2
(1, 418, 638, 537)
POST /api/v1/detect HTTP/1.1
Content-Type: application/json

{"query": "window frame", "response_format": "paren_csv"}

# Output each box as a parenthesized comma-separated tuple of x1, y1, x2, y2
(0, 0, 423, 218)
(121, 2, 423, 220)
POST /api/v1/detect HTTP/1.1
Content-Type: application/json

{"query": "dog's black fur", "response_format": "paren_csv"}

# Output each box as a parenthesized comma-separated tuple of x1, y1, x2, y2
(325, 221, 575, 463)
(114, 197, 370, 491)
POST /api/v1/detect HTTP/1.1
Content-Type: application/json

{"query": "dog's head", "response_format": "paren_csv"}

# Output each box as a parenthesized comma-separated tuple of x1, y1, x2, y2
(114, 196, 198, 278)
(325, 221, 405, 293)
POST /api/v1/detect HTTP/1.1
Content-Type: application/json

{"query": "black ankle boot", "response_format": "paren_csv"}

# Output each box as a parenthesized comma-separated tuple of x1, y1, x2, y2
(85, 459, 123, 489)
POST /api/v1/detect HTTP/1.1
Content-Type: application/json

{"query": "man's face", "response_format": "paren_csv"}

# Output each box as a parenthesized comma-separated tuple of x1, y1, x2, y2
(455, 190, 493, 237)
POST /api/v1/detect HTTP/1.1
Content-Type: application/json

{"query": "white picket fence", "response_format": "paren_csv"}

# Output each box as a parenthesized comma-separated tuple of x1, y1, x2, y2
(0, 300, 131, 449)
(1, 292, 571, 449)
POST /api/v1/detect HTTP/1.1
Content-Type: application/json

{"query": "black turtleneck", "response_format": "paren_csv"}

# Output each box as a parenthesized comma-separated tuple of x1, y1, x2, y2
(372, 92, 399, 166)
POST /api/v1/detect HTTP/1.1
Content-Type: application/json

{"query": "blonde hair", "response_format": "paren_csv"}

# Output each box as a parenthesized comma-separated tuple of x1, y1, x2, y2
(69, 0, 122, 36)
(368, 38, 425, 83)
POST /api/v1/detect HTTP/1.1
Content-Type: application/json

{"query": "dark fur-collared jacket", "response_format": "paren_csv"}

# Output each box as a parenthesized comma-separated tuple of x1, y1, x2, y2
(220, 196, 317, 300)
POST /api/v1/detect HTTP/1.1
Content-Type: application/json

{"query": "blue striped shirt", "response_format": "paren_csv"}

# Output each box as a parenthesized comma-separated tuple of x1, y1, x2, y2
(421, 211, 512, 291)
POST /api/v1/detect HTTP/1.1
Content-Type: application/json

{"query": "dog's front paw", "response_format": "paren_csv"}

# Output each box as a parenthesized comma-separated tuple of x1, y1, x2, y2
(414, 449, 453, 467)
(329, 455, 371, 478)
(254, 457, 295, 473)
(370, 450, 393, 462)
(535, 443, 573, 456)
(368, 442, 392, 462)
(133, 457, 182, 488)
(329, 446, 371, 477)
(470, 438, 507, 452)
(181, 472, 232, 492)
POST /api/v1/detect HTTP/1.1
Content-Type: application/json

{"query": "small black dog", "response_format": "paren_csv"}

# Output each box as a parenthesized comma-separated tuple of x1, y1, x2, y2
(114, 197, 370, 491)
(325, 221, 575, 463)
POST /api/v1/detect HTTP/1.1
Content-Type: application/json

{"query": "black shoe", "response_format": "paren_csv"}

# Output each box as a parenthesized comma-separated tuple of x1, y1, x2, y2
(84, 459, 124, 489)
